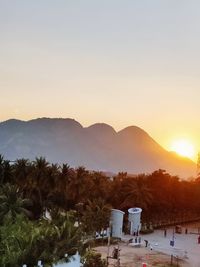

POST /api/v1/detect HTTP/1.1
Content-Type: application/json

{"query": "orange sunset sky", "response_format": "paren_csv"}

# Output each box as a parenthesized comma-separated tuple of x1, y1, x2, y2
(0, 1, 200, 161)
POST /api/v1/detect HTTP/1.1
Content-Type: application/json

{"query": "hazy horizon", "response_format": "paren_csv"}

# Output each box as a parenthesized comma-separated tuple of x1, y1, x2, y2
(1, 1, 200, 159)
(0, 116, 197, 165)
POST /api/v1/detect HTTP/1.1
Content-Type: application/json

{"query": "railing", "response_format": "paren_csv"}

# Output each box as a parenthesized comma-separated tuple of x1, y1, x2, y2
(142, 212, 200, 230)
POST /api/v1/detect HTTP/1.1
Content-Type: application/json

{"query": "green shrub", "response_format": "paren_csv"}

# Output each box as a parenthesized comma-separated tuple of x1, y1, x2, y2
(83, 251, 106, 267)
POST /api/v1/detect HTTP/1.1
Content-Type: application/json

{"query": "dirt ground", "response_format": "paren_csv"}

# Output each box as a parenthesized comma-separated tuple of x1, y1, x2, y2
(95, 243, 188, 267)
(95, 221, 200, 267)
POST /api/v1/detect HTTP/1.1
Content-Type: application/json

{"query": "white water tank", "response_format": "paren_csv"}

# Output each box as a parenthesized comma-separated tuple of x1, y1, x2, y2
(110, 209, 125, 238)
(128, 207, 142, 235)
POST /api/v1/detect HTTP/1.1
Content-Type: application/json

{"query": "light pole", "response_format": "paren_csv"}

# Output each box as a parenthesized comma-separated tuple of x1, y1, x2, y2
(107, 220, 112, 266)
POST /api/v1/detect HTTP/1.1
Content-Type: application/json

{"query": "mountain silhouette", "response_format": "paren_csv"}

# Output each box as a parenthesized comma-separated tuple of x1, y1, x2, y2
(0, 118, 195, 178)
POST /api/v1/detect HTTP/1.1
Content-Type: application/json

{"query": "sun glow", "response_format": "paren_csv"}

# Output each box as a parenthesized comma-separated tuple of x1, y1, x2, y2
(170, 139, 195, 159)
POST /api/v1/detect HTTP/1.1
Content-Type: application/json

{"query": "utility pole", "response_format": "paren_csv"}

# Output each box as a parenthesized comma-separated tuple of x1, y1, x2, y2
(107, 221, 112, 266)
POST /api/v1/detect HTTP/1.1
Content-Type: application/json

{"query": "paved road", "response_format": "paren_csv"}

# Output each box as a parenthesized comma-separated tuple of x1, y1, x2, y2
(139, 223, 200, 267)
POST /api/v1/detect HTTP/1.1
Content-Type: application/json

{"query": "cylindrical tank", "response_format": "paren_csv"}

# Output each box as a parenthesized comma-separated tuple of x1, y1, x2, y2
(110, 209, 125, 238)
(128, 207, 142, 235)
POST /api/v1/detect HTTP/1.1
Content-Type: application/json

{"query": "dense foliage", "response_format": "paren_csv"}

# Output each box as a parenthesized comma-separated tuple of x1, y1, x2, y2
(0, 212, 83, 267)
(0, 154, 200, 265)
(83, 251, 107, 267)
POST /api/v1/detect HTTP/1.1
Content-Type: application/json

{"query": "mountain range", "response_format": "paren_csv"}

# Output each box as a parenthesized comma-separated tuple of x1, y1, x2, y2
(0, 118, 196, 178)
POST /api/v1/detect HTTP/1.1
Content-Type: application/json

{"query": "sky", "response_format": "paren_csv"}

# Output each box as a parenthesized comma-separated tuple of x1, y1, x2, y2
(0, 0, 200, 160)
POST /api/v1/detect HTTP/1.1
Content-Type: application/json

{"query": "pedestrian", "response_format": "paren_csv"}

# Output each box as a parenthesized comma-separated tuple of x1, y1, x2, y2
(164, 228, 167, 237)
(185, 228, 188, 234)
(139, 236, 141, 243)
(135, 237, 138, 243)
(112, 247, 119, 259)
(144, 240, 148, 247)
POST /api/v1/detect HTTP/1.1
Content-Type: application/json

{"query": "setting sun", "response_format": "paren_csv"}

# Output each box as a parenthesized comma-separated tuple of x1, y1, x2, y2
(170, 139, 195, 159)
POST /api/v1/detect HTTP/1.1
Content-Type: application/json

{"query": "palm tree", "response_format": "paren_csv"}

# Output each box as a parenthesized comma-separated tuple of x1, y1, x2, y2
(1, 215, 54, 267)
(82, 198, 111, 237)
(33, 157, 49, 181)
(0, 154, 4, 184)
(13, 158, 31, 188)
(90, 172, 111, 201)
(53, 212, 84, 258)
(43, 163, 60, 210)
(0, 156, 14, 184)
(120, 175, 152, 210)
(1, 211, 84, 267)
(46, 163, 59, 191)
(39, 210, 85, 263)
(31, 157, 50, 207)
(54, 164, 75, 209)
(68, 166, 90, 205)
(60, 163, 74, 182)
(108, 173, 126, 208)
(3, 160, 14, 184)
(0, 184, 32, 221)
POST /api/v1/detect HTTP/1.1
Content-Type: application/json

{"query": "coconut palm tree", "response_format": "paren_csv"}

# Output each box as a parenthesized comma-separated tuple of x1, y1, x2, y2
(13, 158, 31, 188)
(52, 164, 74, 209)
(1, 215, 54, 267)
(0, 184, 32, 221)
(31, 157, 50, 207)
(0, 156, 14, 184)
(43, 163, 59, 197)
(3, 160, 14, 184)
(108, 173, 126, 208)
(68, 166, 90, 205)
(1, 210, 85, 266)
(53, 211, 84, 258)
(120, 175, 152, 210)
(90, 172, 111, 201)
(43, 163, 61, 210)
(0, 154, 4, 184)
(60, 163, 74, 183)
(33, 157, 49, 183)
(82, 198, 111, 237)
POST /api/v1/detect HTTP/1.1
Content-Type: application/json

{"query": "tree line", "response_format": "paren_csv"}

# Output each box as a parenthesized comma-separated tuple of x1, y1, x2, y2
(1, 155, 200, 266)
(1, 155, 200, 219)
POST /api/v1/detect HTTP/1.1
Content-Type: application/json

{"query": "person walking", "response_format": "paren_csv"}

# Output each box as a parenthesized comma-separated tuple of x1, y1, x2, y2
(164, 228, 167, 237)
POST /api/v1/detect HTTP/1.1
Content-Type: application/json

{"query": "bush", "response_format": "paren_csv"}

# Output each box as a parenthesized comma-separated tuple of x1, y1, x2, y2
(83, 251, 106, 267)
(140, 228, 154, 234)
(85, 237, 120, 248)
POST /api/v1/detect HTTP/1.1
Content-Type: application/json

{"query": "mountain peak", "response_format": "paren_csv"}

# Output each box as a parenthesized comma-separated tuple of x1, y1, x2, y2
(87, 123, 116, 134)
(119, 125, 147, 133)
(0, 118, 196, 178)
(118, 126, 150, 140)
(1, 118, 25, 125)
(29, 117, 82, 127)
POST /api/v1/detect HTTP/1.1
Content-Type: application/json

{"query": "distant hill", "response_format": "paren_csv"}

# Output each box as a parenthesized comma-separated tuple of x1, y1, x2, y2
(0, 118, 196, 178)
